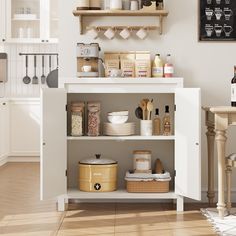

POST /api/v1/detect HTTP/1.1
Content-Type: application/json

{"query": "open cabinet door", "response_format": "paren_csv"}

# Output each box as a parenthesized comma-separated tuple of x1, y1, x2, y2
(40, 88, 67, 200)
(175, 88, 201, 201)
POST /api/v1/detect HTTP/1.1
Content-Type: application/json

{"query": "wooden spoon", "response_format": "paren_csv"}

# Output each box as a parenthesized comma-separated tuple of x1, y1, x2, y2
(140, 100, 147, 120)
(147, 101, 154, 120)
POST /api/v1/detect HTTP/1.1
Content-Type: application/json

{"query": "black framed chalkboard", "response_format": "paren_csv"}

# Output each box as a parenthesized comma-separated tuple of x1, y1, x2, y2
(199, 0, 236, 41)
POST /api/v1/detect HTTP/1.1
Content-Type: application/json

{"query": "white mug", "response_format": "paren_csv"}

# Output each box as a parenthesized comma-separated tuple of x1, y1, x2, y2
(87, 27, 99, 39)
(136, 28, 148, 40)
(104, 27, 116, 39)
(82, 65, 92, 72)
(140, 120, 152, 136)
(130, 0, 139, 10)
(119, 27, 131, 39)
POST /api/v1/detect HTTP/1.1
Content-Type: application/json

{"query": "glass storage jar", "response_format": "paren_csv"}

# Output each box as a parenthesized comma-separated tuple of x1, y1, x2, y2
(87, 101, 101, 136)
(71, 102, 85, 136)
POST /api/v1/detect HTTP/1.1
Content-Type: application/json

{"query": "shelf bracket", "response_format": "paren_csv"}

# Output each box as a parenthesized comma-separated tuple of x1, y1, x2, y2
(79, 15, 83, 34)
(159, 15, 163, 35)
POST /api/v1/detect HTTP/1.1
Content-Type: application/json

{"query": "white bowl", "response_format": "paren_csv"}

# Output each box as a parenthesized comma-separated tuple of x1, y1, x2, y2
(108, 111, 129, 116)
(107, 115, 128, 124)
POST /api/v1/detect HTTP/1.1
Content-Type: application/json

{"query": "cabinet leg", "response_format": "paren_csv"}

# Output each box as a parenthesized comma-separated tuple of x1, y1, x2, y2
(176, 195, 184, 212)
(226, 165, 232, 214)
(57, 196, 66, 212)
(215, 130, 227, 219)
(206, 126, 216, 206)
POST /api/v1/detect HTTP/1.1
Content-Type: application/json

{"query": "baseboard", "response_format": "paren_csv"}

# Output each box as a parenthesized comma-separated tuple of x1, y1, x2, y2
(0, 155, 8, 166)
(7, 156, 40, 163)
(9, 151, 40, 157)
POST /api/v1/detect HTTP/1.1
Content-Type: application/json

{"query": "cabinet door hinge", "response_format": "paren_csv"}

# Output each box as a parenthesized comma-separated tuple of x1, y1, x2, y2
(65, 170, 68, 177)
(174, 105, 176, 111)
(65, 105, 68, 111)
(174, 170, 176, 177)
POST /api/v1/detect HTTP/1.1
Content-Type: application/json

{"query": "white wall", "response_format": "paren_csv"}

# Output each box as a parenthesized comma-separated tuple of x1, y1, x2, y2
(59, 0, 236, 196)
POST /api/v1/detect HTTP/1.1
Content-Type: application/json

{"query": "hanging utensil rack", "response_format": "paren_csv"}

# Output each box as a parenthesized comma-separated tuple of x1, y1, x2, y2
(19, 53, 58, 56)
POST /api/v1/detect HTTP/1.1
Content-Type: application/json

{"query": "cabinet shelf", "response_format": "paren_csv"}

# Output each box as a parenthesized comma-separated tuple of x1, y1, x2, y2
(68, 189, 177, 200)
(60, 77, 184, 93)
(67, 135, 175, 141)
(73, 10, 169, 34)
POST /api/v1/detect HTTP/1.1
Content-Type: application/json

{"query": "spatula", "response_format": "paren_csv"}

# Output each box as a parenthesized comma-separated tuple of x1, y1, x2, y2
(32, 55, 39, 84)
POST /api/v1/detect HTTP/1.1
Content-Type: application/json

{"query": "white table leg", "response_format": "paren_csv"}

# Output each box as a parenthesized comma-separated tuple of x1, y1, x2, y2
(176, 195, 184, 212)
(226, 164, 232, 213)
(215, 130, 227, 219)
(57, 195, 66, 212)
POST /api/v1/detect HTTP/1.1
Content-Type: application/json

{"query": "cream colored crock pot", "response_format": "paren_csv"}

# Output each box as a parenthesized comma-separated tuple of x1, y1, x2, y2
(78, 154, 118, 192)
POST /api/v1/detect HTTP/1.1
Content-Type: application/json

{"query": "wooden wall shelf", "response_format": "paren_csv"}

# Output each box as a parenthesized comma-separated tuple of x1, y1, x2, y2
(73, 10, 169, 34)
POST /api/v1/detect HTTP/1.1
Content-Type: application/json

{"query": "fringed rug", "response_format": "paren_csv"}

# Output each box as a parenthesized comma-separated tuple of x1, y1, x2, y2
(201, 208, 236, 236)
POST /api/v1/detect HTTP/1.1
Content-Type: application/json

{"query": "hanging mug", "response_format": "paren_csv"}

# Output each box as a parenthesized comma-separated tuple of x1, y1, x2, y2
(119, 27, 132, 39)
(104, 27, 116, 39)
(136, 27, 148, 40)
(87, 27, 100, 39)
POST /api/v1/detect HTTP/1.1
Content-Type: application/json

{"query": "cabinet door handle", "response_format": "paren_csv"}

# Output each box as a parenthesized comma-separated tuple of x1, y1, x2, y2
(196, 143, 199, 146)
(2, 39, 5, 42)
(41, 39, 45, 42)
(2, 103, 6, 105)
(43, 142, 46, 146)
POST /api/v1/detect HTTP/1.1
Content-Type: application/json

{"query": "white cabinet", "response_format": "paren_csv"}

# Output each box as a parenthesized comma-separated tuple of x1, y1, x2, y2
(6, 0, 58, 43)
(0, 0, 6, 43)
(0, 100, 9, 165)
(40, 89, 67, 200)
(40, 78, 201, 211)
(9, 99, 40, 156)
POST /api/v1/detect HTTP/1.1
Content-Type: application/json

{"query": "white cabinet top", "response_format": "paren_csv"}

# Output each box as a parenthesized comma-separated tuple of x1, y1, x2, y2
(59, 77, 184, 93)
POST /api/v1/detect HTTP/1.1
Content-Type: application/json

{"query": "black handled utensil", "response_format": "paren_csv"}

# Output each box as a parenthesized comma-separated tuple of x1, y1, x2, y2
(135, 106, 143, 120)
(32, 55, 39, 84)
(22, 55, 31, 84)
(41, 55, 46, 84)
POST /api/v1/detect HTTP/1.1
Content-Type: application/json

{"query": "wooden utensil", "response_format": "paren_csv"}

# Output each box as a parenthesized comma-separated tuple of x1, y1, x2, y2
(140, 100, 147, 120)
(147, 100, 154, 120)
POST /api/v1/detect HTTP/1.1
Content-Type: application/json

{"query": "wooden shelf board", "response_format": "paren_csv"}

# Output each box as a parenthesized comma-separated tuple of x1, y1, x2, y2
(67, 135, 175, 141)
(73, 10, 169, 17)
(67, 189, 177, 199)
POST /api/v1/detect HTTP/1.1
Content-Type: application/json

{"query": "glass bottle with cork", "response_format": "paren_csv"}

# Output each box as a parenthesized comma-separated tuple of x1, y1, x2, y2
(153, 108, 161, 135)
(163, 105, 171, 136)
(231, 66, 236, 107)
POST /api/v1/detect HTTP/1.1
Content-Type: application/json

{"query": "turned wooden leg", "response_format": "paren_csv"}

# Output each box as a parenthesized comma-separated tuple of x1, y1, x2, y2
(226, 164, 232, 214)
(206, 126, 216, 206)
(215, 130, 227, 219)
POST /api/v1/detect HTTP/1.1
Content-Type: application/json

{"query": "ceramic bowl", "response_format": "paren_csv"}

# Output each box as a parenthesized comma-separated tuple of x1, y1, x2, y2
(108, 111, 129, 116)
(107, 115, 129, 124)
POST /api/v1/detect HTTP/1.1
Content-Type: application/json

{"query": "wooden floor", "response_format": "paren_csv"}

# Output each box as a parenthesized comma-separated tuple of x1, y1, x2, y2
(0, 163, 217, 236)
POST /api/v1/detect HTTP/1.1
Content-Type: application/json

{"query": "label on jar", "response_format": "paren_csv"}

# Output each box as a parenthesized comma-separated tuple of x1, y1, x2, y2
(152, 67, 163, 77)
(231, 84, 236, 102)
(164, 66, 174, 74)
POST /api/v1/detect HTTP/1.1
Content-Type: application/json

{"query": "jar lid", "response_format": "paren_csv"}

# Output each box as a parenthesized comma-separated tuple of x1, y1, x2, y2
(133, 150, 151, 154)
(79, 154, 117, 165)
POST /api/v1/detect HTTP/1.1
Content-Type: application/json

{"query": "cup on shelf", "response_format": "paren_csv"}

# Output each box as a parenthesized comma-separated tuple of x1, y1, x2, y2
(119, 27, 131, 39)
(130, 0, 139, 10)
(104, 27, 116, 39)
(18, 27, 24, 38)
(136, 27, 148, 40)
(140, 120, 152, 136)
(82, 65, 92, 72)
(87, 27, 100, 39)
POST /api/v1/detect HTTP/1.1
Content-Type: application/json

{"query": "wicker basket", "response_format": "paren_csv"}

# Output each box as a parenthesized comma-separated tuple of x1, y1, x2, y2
(126, 180, 170, 193)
